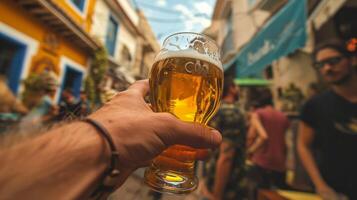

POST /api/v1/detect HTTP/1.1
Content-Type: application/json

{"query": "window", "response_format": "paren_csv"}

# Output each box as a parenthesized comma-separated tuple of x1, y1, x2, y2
(105, 16, 119, 57)
(70, 0, 86, 12)
(0, 34, 27, 94)
(0, 40, 17, 77)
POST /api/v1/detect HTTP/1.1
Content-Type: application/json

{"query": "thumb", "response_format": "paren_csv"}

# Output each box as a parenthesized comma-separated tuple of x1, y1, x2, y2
(156, 115, 222, 148)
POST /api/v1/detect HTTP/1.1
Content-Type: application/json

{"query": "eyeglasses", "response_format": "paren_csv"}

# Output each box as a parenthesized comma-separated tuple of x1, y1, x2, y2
(313, 56, 344, 69)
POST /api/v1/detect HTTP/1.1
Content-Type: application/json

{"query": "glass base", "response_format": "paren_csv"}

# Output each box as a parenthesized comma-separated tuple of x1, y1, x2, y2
(144, 167, 198, 194)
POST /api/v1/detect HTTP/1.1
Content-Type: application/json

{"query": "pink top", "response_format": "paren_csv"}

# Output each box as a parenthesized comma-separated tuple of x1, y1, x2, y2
(252, 106, 289, 172)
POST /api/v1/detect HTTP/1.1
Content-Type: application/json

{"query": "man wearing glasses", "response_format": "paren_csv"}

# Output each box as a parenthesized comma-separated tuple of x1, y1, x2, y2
(298, 40, 357, 200)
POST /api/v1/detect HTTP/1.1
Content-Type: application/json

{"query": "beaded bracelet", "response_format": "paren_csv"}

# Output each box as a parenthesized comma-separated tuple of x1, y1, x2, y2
(83, 118, 120, 199)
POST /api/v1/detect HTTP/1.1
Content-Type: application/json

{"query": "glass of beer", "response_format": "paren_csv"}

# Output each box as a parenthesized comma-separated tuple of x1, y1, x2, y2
(144, 32, 223, 194)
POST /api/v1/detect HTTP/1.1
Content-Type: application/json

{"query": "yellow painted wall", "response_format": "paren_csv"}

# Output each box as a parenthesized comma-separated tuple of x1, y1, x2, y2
(54, 0, 96, 33)
(0, 0, 90, 75)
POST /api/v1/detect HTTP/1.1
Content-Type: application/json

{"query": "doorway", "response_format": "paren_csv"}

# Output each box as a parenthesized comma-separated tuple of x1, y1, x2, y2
(0, 33, 27, 94)
(60, 65, 83, 100)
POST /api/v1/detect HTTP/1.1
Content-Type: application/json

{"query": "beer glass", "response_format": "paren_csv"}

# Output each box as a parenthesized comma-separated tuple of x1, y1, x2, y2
(144, 32, 223, 194)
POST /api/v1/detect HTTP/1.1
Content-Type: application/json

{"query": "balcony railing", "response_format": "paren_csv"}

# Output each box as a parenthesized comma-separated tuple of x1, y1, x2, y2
(16, 0, 100, 52)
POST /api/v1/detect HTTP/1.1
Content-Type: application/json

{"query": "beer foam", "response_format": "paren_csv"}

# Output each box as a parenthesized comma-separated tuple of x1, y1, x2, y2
(154, 49, 223, 70)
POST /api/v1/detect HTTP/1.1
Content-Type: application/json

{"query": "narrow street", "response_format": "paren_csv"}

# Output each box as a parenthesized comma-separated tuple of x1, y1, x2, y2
(110, 169, 201, 200)
(0, 0, 356, 199)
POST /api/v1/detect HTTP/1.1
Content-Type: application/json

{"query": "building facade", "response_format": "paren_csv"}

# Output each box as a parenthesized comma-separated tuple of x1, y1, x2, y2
(0, 0, 100, 102)
(208, 0, 356, 92)
(0, 0, 160, 105)
(205, 0, 357, 111)
(91, 0, 159, 91)
(205, 0, 279, 63)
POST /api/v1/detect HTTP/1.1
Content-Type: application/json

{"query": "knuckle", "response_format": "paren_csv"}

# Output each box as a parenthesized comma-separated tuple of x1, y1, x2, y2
(112, 91, 129, 99)
(123, 90, 138, 98)
(131, 80, 147, 89)
(153, 113, 177, 145)
(157, 112, 177, 123)
(155, 113, 178, 131)
(134, 79, 146, 85)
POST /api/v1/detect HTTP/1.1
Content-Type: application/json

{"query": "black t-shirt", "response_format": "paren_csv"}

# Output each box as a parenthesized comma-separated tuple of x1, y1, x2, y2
(300, 90, 357, 198)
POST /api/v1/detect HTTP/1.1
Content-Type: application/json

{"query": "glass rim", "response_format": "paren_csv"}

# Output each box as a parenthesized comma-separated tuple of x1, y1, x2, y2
(162, 32, 219, 48)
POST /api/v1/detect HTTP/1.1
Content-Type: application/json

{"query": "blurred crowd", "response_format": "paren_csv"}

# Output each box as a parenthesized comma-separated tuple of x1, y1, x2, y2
(149, 39, 357, 200)
(196, 40, 356, 200)
(0, 71, 91, 134)
(0, 40, 356, 200)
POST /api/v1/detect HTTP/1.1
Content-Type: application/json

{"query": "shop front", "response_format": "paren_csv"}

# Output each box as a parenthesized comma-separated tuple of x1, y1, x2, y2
(0, 0, 99, 103)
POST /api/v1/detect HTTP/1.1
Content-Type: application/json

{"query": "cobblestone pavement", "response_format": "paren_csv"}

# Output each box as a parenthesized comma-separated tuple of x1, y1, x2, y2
(109, 168, 203, 200)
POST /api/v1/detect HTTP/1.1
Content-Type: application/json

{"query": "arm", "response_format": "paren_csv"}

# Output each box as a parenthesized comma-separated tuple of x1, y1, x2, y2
(213, 141, 235, 200)
(0, 80, 222, 199)
(247, 113, 268, 154)
(246, 116, 256, 148)
(0, 122, 111, 199)
(297, 122, 335, 195)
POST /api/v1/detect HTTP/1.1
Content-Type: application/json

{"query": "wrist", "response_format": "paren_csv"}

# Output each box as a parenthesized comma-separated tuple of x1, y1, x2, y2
(76, 122, 112, 168)
(88, 113, 134, 170)
(79, 120, 131, 197)
(315, 180, 330, 192)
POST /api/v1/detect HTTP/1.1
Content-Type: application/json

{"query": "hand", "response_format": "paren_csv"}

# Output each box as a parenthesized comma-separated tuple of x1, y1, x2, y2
(196, 149, 211, 161)
(90, 80, 222, 173)
(199, 181, 215, 200)
(316, 183, 339, 200)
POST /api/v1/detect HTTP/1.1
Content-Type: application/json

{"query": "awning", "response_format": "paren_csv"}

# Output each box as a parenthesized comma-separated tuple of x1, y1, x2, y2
(224, 0, 307, 78)
(234, 78, 271, 86)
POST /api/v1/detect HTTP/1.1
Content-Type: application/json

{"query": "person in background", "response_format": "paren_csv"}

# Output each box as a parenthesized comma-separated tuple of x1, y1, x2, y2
(19, 72, 58, 131)
(57, 88, 80, 121)
(0, 75, 28, 133)
(202, 77, 247, 200)
(0, 80, 222, 199)
(246, 88, 290, 200)
(78, 90, 91, 117)
(298, 40, 357, 200)
(0, 75, 28, 115)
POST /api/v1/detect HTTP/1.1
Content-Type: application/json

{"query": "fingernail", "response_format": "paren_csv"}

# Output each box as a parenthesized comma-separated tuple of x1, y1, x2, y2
(210, 129, 222, 145)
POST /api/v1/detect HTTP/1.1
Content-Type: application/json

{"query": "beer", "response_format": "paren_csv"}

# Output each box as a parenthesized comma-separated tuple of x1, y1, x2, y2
(145, 48, 223, 193)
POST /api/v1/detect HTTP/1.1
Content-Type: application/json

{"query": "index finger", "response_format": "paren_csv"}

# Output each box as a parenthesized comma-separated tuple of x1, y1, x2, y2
(127, 79, 150, 97)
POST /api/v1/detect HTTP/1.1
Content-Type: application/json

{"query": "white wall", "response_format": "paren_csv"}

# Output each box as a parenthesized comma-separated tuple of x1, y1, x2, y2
(117, 0, 139, 26)
(117, 27, 136, 68)
(212, 0, 271, 58)
(91, 0, 136, 64)
(273, 51, 318, 96)
(91, 0, 109, 44)
(232, 0, 270, 51)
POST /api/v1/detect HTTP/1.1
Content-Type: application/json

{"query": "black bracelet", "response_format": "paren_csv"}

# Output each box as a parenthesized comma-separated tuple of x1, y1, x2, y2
(82, 118, 120, 199)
